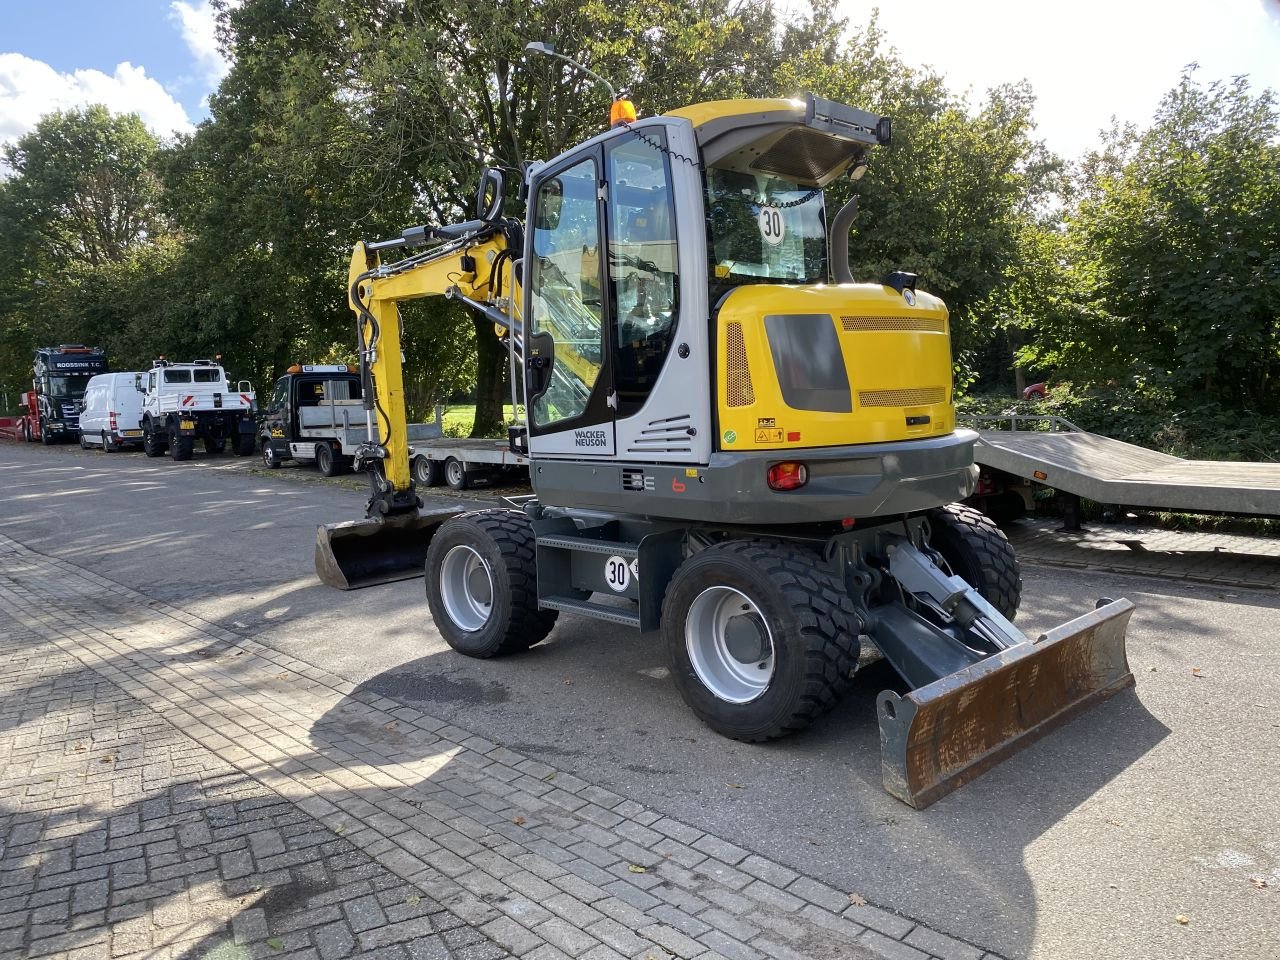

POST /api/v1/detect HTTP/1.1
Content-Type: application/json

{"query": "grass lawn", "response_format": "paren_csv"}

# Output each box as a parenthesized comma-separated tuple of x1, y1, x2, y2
(436, 404, 521, 438)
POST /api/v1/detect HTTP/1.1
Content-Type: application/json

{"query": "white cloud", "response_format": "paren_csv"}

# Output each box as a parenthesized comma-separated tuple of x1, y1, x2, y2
(169, 0, 233, 87)
(0, 54, 195, 149)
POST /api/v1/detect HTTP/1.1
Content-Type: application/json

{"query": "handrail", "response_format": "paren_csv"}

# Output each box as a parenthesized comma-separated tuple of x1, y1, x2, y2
(963, 413, 1084, 434)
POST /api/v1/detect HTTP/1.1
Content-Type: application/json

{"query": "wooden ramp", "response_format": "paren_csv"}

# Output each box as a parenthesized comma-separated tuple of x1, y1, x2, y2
(974, 422, 1280, 518)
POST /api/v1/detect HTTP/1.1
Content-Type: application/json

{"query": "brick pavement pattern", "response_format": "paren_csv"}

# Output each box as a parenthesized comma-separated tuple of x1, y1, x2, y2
(0, 533, 1003, 960)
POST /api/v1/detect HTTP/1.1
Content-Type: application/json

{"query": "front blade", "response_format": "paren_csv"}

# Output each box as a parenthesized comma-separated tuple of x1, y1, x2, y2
(315, 506, 461, 590)
(878, 599, 1135, 809)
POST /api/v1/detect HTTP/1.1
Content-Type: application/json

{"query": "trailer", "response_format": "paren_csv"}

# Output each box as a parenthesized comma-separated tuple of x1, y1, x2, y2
(968, 414, 1280, 526)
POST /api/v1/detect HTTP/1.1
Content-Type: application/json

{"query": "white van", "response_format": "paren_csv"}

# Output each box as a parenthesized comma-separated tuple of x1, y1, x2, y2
(78, 372, 146, 451)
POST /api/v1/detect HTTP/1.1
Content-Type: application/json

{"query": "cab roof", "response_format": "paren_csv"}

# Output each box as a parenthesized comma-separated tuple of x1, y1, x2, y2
(664, 94, 890, 188)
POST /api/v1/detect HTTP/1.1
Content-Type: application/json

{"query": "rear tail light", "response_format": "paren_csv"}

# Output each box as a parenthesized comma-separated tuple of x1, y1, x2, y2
(767, 462, 808, 491)
(109, 411, 118, 430)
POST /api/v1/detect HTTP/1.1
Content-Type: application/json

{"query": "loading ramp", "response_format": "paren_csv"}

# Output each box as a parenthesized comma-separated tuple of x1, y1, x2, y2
(971, 415, 1280, 520)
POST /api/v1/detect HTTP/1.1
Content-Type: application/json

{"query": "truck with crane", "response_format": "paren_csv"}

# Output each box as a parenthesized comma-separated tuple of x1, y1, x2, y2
(311, 86, 1135, 808)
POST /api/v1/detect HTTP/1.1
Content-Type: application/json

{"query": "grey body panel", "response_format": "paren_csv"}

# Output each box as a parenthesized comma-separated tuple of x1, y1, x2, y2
(530, 430, 978, 524)
(974, 426, 1280, 518)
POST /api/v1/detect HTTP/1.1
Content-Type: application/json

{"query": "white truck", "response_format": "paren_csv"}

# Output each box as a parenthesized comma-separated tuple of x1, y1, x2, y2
(139, 359, 257, 461)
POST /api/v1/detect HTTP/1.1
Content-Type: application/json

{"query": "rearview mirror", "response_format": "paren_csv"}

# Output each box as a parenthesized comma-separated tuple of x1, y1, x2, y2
(134, 374, 144, 392)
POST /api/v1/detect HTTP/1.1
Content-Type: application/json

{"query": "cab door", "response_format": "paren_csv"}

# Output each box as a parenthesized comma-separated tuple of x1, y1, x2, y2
(523, 152, 614, 457)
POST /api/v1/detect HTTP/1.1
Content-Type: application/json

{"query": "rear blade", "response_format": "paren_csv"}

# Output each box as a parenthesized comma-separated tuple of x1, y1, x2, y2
(877, 598, 1135, 809)
(315, 506, 462, 590)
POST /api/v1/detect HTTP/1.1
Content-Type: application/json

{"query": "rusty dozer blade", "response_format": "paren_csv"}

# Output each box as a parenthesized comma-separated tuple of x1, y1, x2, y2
(877, 598, 1135, 809)
(315, 506, 462, 590)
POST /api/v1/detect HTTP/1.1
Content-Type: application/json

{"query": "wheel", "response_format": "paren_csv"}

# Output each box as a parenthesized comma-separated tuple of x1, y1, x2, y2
(102, 431, 116, 453)
(143, 425, 166, 457)
(444, 457, 470, 490)
(315, 443, 338, 477)
(232, 433, 255, 457)
(261, 440, 281, 469)
(425, 509, 557, 658)
(79, 432, 90, 450)
(413, 455, 443, 487)
(662, 540, 861, 742)
(204, 437, 225, 455)
(41, 422, 55, 445)
(927, 503, 1022, 621)
(22, 422, 31, 442)
(170, 431, 193, 462)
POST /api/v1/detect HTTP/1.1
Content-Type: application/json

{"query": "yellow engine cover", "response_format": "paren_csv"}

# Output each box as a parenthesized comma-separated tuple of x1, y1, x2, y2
(716, 284, 955, 450)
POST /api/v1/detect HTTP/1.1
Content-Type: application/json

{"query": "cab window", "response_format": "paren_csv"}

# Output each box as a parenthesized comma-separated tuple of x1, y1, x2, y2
(193, 369, 219, 383)
(607, 132, 679, 415)
(164, 369, 191, 384)
(529, 156, 604, 429)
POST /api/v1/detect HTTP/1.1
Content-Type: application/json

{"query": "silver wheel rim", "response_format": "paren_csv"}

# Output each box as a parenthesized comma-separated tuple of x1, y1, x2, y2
(685, 586, 775, 703)
(439, 544, 493, 631)
(447, 460, 463, 485)
(414, 458, 430, 484)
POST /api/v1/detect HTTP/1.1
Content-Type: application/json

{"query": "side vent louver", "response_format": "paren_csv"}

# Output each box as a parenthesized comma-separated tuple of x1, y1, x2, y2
(725, 322, 755, 407)
(626, 414, 693, 457)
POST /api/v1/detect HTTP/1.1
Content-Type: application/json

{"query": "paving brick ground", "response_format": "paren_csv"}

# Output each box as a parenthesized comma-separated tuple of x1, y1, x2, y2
(1005, 517, 1280, 590)
(0, 533, 1001, 960)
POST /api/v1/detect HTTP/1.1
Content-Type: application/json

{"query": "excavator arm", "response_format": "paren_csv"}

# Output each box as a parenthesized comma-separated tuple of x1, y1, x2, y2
(346, 224, 517, 512)
(317, 171, 523, 589)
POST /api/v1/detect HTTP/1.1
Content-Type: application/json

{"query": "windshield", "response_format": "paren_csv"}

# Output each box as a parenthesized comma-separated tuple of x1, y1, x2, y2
(46, 374, 92, 398)
(704, 167, 827, 290)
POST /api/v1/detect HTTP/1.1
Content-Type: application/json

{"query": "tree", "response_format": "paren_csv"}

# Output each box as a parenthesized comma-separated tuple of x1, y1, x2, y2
(1041, 70, 1280, 410)
(1, 106, 163, 268)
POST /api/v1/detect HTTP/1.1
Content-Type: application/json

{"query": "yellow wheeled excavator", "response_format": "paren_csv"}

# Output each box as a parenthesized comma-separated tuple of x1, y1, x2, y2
(315, 93, 1135, 808)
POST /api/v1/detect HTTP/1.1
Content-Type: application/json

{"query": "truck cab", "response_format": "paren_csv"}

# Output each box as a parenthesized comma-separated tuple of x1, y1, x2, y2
(28, 345, 108, 443)
(259, 364, 363, 476)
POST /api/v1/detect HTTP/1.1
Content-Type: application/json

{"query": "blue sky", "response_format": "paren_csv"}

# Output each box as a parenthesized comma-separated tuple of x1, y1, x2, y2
(2, 1, 1279, 160)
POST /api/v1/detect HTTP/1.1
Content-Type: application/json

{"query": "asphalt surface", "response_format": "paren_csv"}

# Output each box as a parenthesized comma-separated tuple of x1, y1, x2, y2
(2, 440, 1277, 960)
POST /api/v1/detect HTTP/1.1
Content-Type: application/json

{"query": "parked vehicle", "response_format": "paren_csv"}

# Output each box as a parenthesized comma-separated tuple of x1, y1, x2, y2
(20, 345, 108, 443)
(261, 363, 527, 486)
(140, 359, 257, 461)
(1021, 381, 1048, 401)
(259, 364, 364, 475)
(78, 372, 146, 451)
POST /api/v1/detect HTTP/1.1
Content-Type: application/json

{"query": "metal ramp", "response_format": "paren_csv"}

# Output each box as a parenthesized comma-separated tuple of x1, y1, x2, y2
(972, 416, 1280, 518)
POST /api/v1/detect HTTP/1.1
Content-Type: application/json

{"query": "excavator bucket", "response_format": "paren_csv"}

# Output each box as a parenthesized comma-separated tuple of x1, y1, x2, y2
(315, 507, 462, 590)
(877, 599, 1135, 809)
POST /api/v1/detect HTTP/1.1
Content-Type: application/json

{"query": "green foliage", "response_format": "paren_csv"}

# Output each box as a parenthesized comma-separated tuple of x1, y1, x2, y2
(1019, 70, 1280, 412)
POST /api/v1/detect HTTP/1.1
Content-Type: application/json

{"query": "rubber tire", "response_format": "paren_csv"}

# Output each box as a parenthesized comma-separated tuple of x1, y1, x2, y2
(315, 443, 338, 477)
(170, 432, 194, 462)
(927, 503, 1022, 621)
(662, 540, 861, 742)
(444, 457, 470, 491)
(261, 441, 281, 469)
(232, 433, 255, 457)
(79, 432, 90, 450)
(204, 437, 225, 455)
(41, 423, 55, 445)
(102, 431, 116, 453)
(22, 422, 31, 443)
(413, 455, 443, 487)
(143, 425, 166, 457)
(425, 509, 558, 658)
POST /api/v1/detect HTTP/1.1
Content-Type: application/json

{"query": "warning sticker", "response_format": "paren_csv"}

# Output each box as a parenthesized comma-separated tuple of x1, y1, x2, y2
(755, 428, 784, 443)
